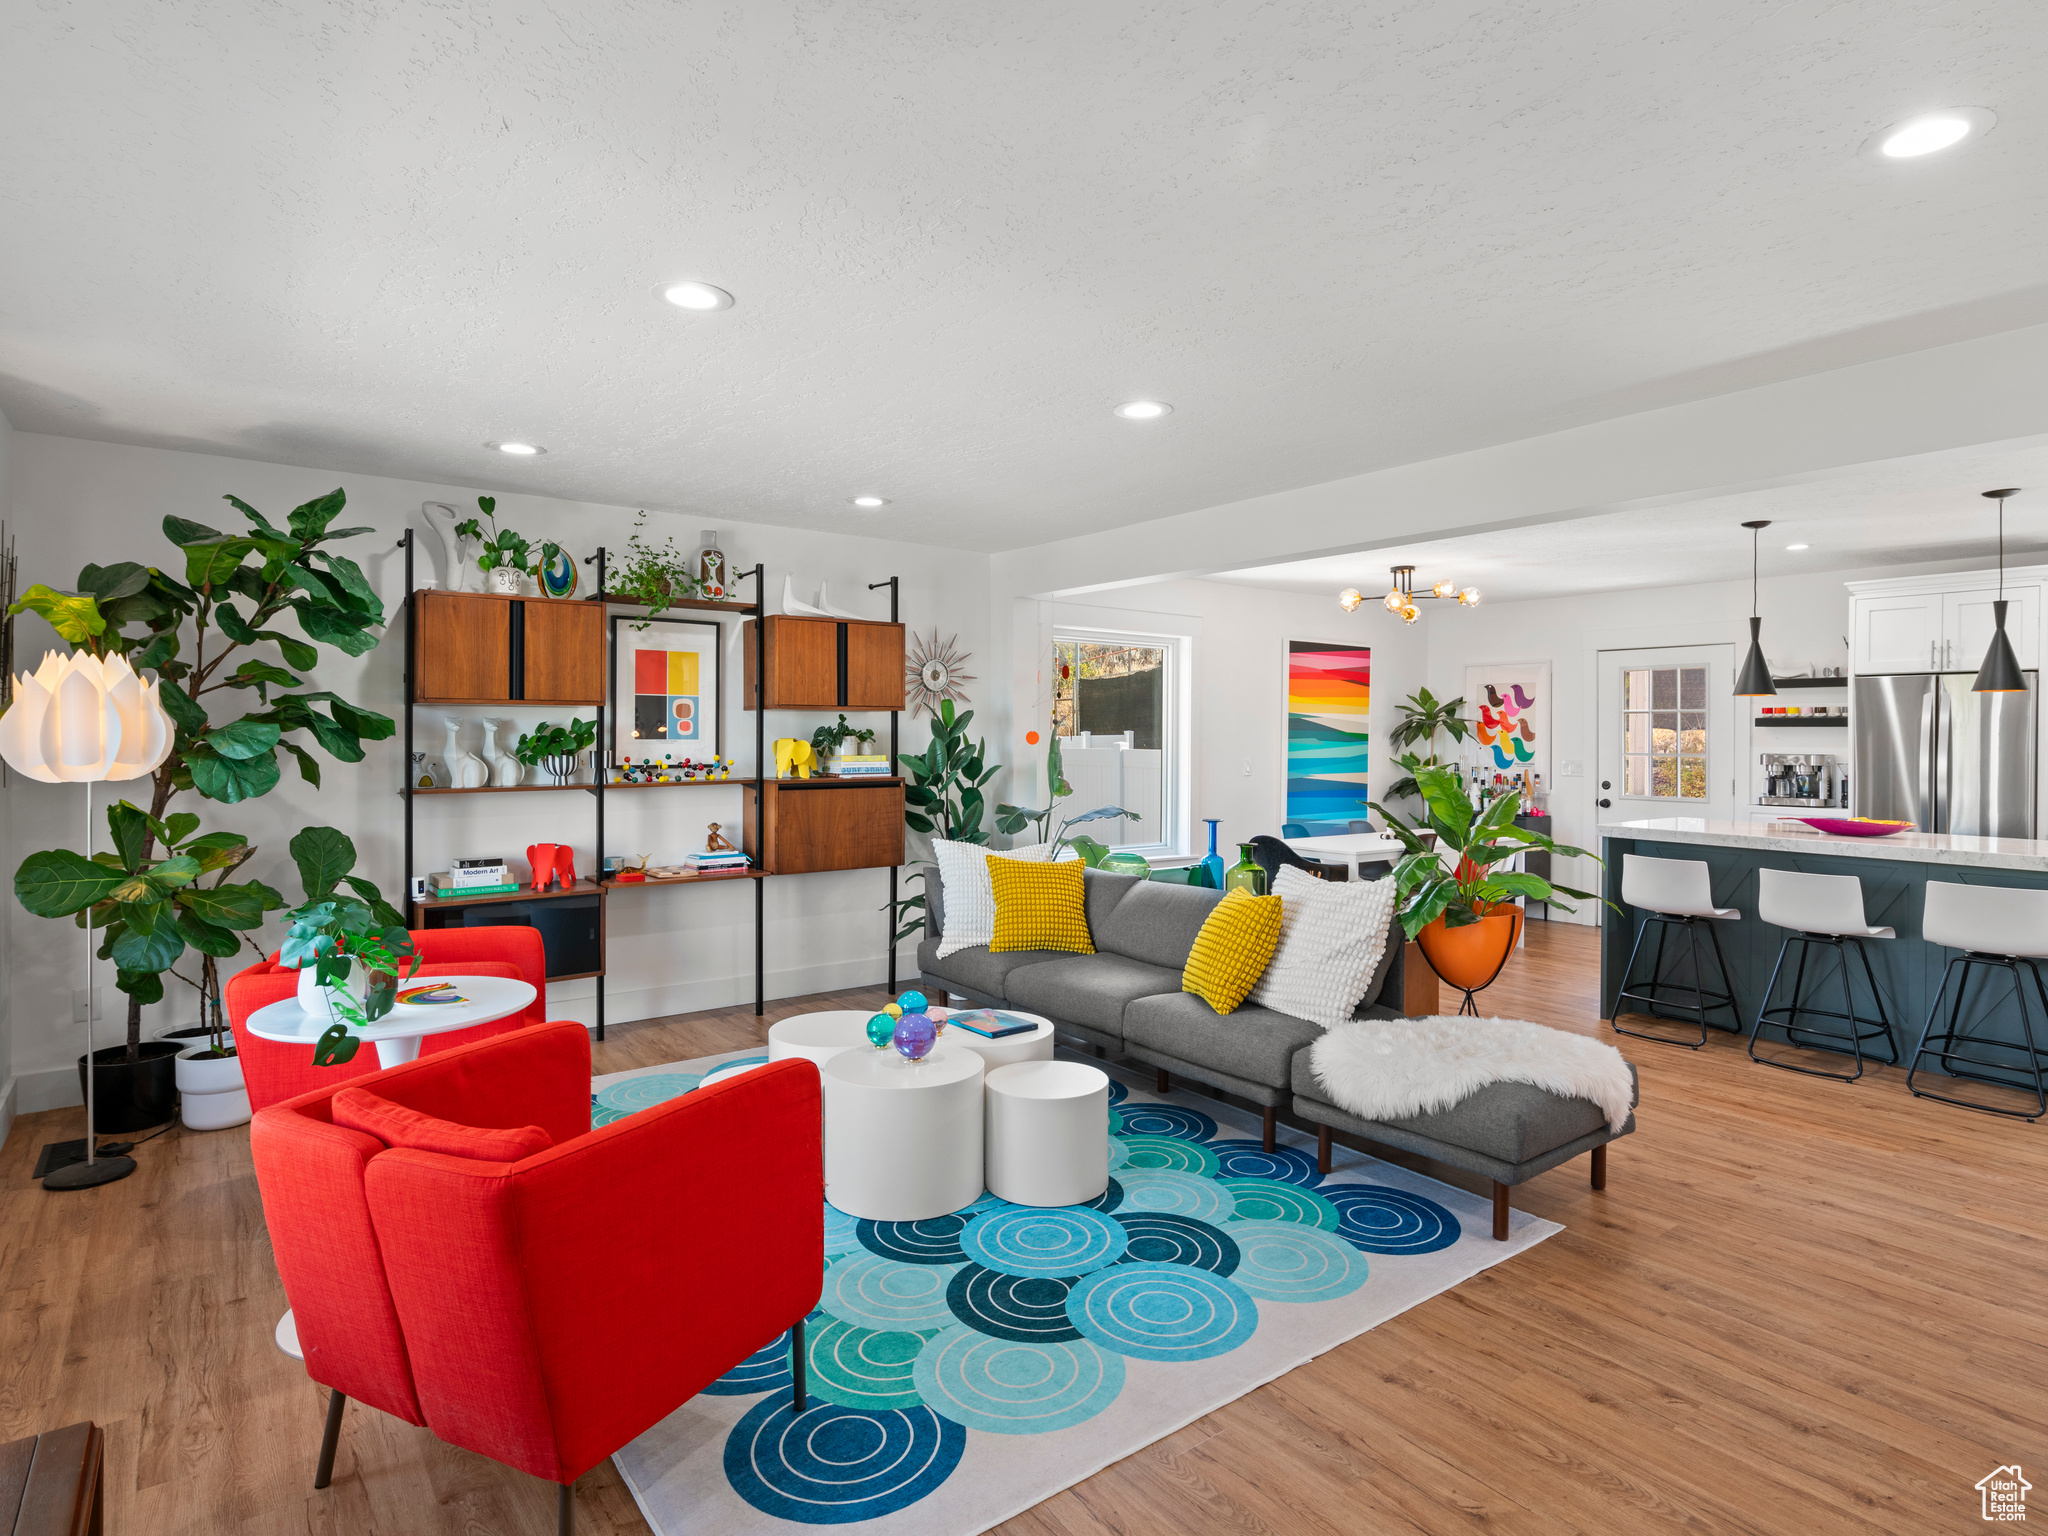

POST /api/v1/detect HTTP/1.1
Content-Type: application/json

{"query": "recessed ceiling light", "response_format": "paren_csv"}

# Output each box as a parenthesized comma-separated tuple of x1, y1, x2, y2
(658, 280, 735, 311)
(1861, 107, 1994, 162)
(487, 441, 545, 456)
(1786, 543, 1810, 551)
(849, 496, 888, 508)
(1114, 400, 1172, 420)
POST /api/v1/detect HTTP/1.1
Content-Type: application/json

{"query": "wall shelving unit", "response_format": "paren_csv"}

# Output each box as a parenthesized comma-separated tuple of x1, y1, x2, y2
(398, 530, 906, 1039)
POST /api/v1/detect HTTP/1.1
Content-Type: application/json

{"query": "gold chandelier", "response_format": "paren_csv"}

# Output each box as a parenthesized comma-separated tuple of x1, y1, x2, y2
(1338, 566, 1479, 623)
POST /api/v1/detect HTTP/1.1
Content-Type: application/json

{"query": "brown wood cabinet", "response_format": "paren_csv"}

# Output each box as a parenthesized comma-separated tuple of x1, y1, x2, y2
(412, 592, 604, 705)
(744, 616, 905, 711)
(744, 778, 905, 874)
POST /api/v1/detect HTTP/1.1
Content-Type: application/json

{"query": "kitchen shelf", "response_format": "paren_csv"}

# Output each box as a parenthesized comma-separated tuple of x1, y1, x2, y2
(413, 878, 606, 910)
(1771, 677, 1849, 689)
(602, 869, 766, 891)
(1755, 716, 1847, 727)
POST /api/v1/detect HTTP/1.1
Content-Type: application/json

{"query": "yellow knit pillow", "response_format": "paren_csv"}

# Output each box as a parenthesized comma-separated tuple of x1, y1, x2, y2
(988, 855, 1094, 954)
(1182, 889, 1285, 1014)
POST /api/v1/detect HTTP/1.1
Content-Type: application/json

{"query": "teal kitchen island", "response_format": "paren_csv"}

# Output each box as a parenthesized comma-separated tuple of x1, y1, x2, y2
(1600, 818, 2048, 1102)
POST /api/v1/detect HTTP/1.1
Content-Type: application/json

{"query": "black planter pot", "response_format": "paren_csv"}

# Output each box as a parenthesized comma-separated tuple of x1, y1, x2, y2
(78, 1042, 181, 1133)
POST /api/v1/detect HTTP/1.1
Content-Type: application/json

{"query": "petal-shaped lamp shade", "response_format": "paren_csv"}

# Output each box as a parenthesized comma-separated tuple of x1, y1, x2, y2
(0, 650, 174, 784)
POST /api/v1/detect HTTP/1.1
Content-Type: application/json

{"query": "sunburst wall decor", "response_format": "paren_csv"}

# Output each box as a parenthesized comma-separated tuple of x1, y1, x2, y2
(905, 630, 975, 717)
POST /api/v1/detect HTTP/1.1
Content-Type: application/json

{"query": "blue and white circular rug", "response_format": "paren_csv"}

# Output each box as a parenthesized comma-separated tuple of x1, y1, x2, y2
(596, 1050, 1560, 1534)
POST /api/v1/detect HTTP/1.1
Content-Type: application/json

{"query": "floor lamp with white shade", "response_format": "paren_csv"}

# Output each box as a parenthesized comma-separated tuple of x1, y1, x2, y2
(0, 650, 174, 1190)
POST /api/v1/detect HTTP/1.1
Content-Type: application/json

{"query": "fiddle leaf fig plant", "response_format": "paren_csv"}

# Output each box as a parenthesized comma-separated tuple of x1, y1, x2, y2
(7, 490, 390, 1059)
(1382, 688, 1475, 804)
(901, 699, 999, 844)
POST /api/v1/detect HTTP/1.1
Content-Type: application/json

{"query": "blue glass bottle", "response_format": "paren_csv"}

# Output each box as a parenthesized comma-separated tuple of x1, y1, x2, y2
(1198, 819, 1227, 890)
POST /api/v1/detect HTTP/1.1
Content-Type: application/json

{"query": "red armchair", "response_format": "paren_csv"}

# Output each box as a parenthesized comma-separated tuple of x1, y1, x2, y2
(227, 926, 549, 1111)
(249, 1021, 823, 1534)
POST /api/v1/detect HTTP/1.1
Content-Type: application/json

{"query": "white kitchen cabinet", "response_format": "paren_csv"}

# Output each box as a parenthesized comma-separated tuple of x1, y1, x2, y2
(1849, 592, 1943, 673)
(1944, 586, 2040, 671)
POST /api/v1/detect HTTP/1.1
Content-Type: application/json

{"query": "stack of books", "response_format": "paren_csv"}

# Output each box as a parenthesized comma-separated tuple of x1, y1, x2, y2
(828, 754, 891, 777)
(429, 858, 517, 898)
(683, 849, 752, 875)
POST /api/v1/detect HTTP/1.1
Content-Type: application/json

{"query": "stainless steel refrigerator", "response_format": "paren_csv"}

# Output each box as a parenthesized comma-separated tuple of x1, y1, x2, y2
(1852, 672, 2038, 836)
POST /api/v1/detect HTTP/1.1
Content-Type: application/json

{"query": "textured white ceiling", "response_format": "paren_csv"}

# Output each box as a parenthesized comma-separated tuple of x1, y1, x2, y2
(3, 2, 2046, 551)
(1212, 438, 2048, 602)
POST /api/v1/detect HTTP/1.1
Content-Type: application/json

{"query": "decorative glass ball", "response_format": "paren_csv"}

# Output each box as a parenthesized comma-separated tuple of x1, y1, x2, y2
(865, 1013, 896, 1050)
(882, 1002, 903, 1020)
(897, 990, 928, 1013)
(893, 1011, 937, 1062)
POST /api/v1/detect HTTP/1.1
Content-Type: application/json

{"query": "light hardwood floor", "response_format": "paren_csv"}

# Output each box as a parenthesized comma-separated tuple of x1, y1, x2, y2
(1, 922, 2041, 1533)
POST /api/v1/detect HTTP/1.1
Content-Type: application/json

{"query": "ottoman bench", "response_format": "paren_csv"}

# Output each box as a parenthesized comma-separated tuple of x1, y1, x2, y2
(1291, 1051, 1638, 1240)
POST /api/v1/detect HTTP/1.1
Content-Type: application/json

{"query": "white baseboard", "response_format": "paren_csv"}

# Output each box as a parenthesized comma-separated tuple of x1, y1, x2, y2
(0, 1076, 15, 1151)
(545, 949, 922, 1028)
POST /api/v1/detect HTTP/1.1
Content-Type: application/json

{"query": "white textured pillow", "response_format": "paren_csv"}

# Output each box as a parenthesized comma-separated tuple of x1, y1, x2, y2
(1249, 864, 1399, 1028)
(932, 838, 1077, 957)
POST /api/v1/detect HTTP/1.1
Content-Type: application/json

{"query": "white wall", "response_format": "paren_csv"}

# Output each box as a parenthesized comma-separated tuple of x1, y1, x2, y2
(1420, 553, 2009, 922)
(1000, 580, 1428, 861)
(0, 404, 16, 1144)
(6, 433, 994, 1108)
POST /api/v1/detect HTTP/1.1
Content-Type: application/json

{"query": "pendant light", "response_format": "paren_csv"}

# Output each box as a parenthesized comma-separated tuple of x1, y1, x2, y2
(1973, 488, 2027, 693)
(1733, 520, 1778, 697)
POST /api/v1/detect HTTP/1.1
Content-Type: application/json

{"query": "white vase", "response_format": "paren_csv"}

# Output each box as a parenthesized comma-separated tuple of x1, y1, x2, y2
(176, 1047, 251, 1130)
(486, 718, 524, 786)
(422, 502, 469, 590)
(295, 960, 369, 1029)
(444, 717, 489, 789)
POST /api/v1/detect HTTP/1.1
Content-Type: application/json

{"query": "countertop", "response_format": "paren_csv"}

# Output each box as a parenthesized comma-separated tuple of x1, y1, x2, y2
(1600, 817, 2048, 873)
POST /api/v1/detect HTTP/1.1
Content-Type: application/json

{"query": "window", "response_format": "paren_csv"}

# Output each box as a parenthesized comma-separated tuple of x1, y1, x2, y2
(1623, 665, 1707, 800)
(1052, 633, 1177, 853)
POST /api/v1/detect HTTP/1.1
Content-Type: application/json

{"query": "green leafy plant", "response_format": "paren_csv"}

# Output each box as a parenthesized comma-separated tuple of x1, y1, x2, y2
(812, 714, 877, 761)
(994, 732, 1073, 843)
(1370, 764, 1604, 940)
(901, 699, 999, 844)
(6, 489, 392, 1059)
(11, 802, 285, 1059)
(514, 717, 599, 766)
(603, 510, 706, 623)
(276, 827, 419, 1064)
(454, 496, 535, 576)
(1383, 688, 1475, 803)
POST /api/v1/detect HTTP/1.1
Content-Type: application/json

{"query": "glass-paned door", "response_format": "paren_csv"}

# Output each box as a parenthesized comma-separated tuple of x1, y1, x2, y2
(1597, 644, 1735, 823)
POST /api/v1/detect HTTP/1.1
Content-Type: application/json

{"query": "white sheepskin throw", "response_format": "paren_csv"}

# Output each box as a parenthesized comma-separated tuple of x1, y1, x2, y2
(1309, 1015, 1636, 1134)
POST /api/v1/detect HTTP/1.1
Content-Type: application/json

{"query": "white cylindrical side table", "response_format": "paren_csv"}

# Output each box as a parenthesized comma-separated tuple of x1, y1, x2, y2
(984, 1060, 1109, 1208)
(822, 1043, 986, 1221)
(768, 1010, 874, 1069)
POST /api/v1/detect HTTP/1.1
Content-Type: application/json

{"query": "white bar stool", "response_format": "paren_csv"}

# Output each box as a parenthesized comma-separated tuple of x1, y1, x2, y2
(1907, 881, 2048, 1121)
(1748, 868, 1898, 1081)
(1610, 854, 1744, 1048)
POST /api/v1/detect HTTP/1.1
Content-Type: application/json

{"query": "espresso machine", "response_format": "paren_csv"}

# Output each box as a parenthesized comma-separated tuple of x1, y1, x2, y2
(1758, 752, 1842, 808)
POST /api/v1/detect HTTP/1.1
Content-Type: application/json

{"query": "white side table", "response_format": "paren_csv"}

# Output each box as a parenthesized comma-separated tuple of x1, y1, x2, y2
(244, 974, 536, 1069)
(768, 1010, 874, 1069)
(822, 1043, 985, 1221)
(984, 1060, 1109, 1208)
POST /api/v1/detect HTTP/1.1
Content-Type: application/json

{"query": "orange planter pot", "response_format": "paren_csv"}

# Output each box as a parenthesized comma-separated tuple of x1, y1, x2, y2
(1416, 903, 1523, 993)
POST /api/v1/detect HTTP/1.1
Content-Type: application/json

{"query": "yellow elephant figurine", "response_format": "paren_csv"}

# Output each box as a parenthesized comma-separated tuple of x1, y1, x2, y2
(773, 738, 816, 779)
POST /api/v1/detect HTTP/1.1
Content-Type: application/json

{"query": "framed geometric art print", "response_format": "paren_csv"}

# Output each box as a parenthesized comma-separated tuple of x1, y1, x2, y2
(610, 615, 722, 763)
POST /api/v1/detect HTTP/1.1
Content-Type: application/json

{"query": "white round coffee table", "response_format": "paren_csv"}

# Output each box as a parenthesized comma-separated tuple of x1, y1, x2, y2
(768, 1010, 875, 1068)
(822, 1043, 985, 1221)
(245, 974, 536, 1069)
(985, 1060, 1109, 1208)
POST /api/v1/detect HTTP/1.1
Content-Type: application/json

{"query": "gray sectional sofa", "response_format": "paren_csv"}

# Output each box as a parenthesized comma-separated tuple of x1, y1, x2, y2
(915, 863, 1405, 1152)
(917, 859, 1637, 1236)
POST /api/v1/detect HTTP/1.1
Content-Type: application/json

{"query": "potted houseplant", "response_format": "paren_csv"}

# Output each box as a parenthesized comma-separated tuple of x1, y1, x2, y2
(515, 717, 599, 783)
(603, 510, 707, 623)
(811, 713, 877, 768)
(276, 827, 418, 1061)
(7, 488, 393, 1125)
(454, 496, 535, 595)
(1371, 761, 1605, 998)
(1382, 687, 1475, 804)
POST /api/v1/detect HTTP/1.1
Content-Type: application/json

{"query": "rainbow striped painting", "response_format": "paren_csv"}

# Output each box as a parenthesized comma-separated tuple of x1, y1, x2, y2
(1287, 641, 1371, 824)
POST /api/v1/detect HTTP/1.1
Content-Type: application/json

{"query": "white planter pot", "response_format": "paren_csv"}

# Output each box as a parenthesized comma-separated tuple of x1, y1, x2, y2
(176, 1047, 251, 1130)
(295, 961, 370, 1029)
(488, 566, 523, 595)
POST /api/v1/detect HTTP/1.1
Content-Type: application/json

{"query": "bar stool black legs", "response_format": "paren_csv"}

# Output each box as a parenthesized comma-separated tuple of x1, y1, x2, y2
(1906, 952, 2048, 1121)
(1749, 932, 1897, 1082)
(1610, 912, 1743, 1049)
